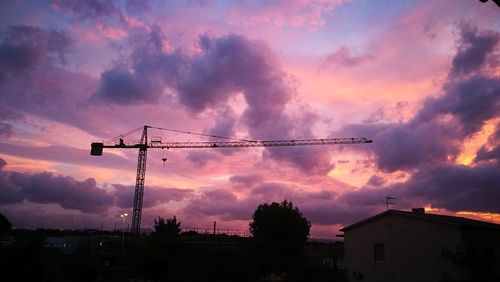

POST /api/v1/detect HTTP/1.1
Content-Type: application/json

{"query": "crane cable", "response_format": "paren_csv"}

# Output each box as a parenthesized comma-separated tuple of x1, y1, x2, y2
(149, 126, 255, 142)
(106, 126, 144, 143)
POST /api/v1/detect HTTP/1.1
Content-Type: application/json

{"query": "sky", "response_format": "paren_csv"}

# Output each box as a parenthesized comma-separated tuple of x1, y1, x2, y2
(0, 0, 499, 239)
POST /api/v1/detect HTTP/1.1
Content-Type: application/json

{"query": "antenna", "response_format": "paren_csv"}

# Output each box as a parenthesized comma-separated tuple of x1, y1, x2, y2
(386, 196, 396, 210)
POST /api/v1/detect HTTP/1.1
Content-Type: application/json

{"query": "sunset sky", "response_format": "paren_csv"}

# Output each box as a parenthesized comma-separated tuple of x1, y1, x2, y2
(0, 0, 499, 238)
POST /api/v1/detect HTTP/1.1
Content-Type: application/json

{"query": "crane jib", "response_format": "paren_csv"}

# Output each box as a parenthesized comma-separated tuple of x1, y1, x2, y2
(91, 137, 372, 155)
(91, 125, 373, 234)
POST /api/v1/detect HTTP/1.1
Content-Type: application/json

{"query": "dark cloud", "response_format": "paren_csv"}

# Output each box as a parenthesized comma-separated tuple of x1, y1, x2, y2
(182, 189, 255, 221)
(416, 75, 500, 136)
(450, 24, 499, 76)
(323, 45, 373, 69)
(299, 202, 374, 226)
(229, 173, 264, 188)
(208, 107, 237, 140)
(177, 34, 292, 124)
(0, 25, 117, 135)
(0, 158, 192, 214)
(0, 25, 72, 81)
(1, 160, 114, 213)
(0, 143, 134, 171)
(0, 123, 13, 138)
(340, 161, 500, 214)
(186, 151, 222, 167)
(0, 107, 20, 138)
(366, 175, 386, 187)
(113, 184, 193, 209)
(94, 31, 335, 174)
(93, 66, 164, 104)
(124, 0, 153, 15)
(0, 159, 24, 204)
(53, 0, 119, 21)
(336, 25, 500, 172)
(92, 26, 186, 104)
(474, 124, 500, 163)
(9, 172, 113, 213)
(251, 182, 292, 199)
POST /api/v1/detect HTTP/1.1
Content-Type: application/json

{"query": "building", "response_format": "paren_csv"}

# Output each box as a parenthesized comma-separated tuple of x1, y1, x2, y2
(340, 208, 500, 282)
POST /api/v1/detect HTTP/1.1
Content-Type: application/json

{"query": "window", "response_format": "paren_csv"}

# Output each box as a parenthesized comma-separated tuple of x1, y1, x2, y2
(374, 244, 385, 261)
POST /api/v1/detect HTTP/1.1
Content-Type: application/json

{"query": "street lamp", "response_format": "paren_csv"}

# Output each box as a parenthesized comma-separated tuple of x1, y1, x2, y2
(120, 213, 128, 271)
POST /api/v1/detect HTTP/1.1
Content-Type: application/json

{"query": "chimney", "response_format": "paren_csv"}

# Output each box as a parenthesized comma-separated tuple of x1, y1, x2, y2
(412, 208, 425, 215)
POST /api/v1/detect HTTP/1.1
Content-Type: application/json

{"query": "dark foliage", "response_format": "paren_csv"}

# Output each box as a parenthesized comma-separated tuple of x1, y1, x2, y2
(249, 201, 311, 274)
(250, 200, 310, 243)
(154, 216, 181, 237)
(0, 212, 12, 234)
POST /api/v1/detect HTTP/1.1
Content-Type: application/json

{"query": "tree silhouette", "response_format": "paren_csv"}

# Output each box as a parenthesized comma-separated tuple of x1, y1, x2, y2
(249, 200, 311, 273)
(154, 216, 181, 237)
(0, 212, 12, 234)
(250, 200, 310, 243)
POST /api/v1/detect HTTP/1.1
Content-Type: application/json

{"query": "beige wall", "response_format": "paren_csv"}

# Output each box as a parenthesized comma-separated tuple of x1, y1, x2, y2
(344, 214, 462, 282)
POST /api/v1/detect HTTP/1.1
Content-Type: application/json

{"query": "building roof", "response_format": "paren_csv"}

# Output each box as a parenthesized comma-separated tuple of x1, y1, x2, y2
(340, 209, 500, 232)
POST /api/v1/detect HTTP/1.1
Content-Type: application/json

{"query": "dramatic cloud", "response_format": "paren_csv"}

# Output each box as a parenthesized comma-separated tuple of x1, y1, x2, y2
(93, 26, 186, 104)
(93, 66, 164, 104)
(0, 107, 22, 138)
(53, 0, 120, 21)
(0, 158, 114, 213)
(182, 189, 255, 221)
(229, 173, 264, 188)
(113, 184, 193, 209)
(0, 25, 72, 81)
(186, 151, 222, 167)
(0, 159, 24, 204)
(450, 24, 499, 76)
(366, 175, 386, 187)
(337, 25, 500, 172)
(94, 31, 335, 174)
(474, 124, 500, 163)
(0, 158, 191, 214)
(341, 161, 500, 214)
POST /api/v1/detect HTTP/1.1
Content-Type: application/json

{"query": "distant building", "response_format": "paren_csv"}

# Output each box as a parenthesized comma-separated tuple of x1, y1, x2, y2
(340, 208, 500, 282)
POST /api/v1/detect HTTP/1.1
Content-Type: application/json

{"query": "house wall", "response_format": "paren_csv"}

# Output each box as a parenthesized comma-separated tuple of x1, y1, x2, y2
(344, 214, 462, 282)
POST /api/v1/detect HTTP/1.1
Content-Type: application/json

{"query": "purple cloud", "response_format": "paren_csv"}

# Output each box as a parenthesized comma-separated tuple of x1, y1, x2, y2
(475, 124, 500, 163)
(337, 25, 500, 172)
(323, 45, 373, 69)
(182, 189, 255, 221)
(92, 26, 186, 104)
(112, 184, 193, 209)
(53, 0, 119, 21)
(0, 158, 192, 214)
(366, 175, 386, 187)
(1, 160, 114, 213)
(93, 31, 336, 174)
(0, 25, 72, 81)
(93, 66, 165, 104)
(229, 173, 264, 188)
(341, 161, 500, 214)
(450, 24, 499, 76)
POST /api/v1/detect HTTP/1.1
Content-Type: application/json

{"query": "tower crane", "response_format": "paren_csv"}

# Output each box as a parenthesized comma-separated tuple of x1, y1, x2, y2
(91, 125, 372, 234)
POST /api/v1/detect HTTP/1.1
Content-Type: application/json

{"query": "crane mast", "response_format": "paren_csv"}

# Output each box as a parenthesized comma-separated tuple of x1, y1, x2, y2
(91, 125, 372, 234)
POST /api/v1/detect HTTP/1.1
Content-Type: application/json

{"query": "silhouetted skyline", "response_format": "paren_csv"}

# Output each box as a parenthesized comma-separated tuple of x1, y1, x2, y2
(0, 0, 499, 239)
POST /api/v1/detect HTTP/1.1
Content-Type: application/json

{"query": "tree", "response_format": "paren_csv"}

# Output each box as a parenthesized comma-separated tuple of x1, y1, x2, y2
(0, 212, 12, 234)
(250, 200, 310, 243)
(154, 216, 181, 237)
(249, 201, 311, 273)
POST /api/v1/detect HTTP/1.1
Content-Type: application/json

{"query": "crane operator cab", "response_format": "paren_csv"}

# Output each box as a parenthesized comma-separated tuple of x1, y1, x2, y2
(91, 142, 104, 156)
